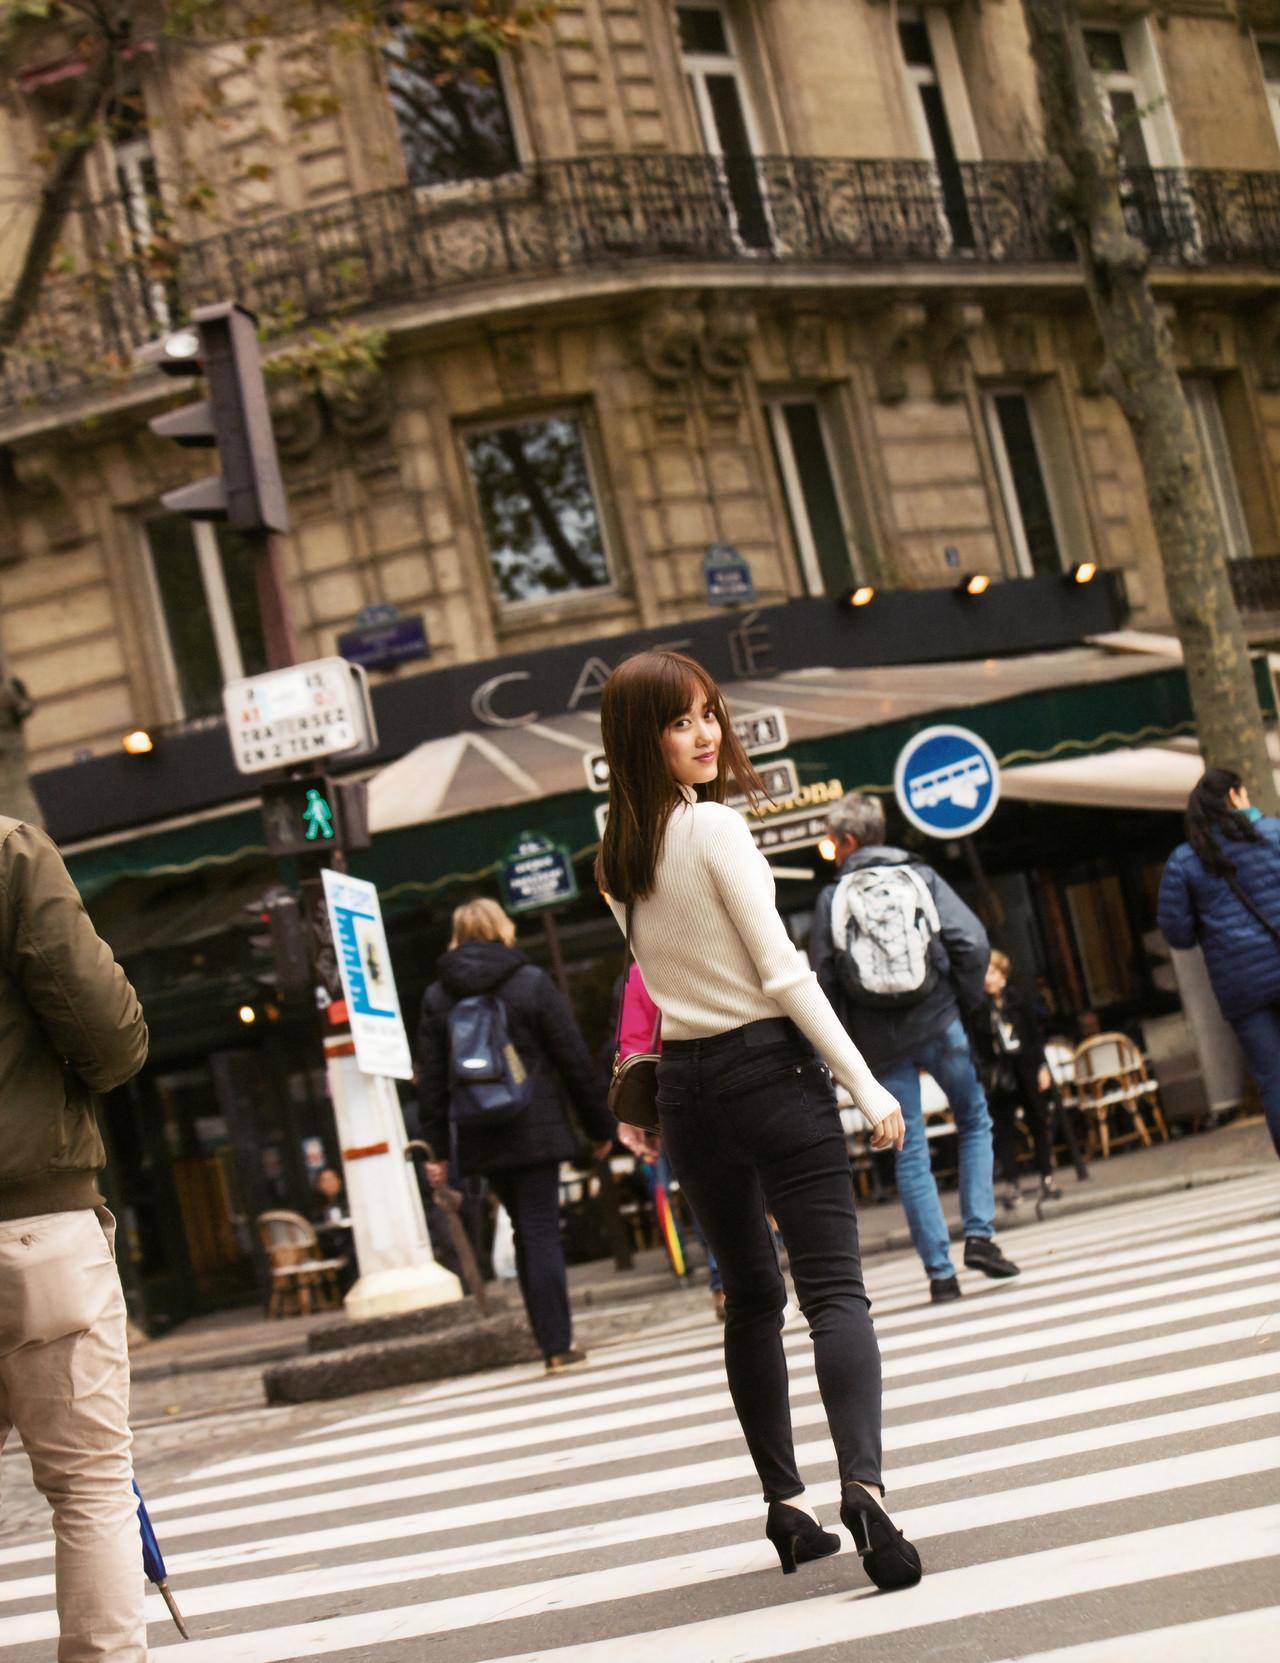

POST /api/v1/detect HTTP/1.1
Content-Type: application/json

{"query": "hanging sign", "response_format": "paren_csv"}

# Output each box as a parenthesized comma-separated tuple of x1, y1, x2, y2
(894, 724, 1001, 839)
(500, 832, 579, 913)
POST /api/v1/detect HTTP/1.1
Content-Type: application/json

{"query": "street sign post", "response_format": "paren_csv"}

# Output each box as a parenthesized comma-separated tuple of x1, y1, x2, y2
(223, 658, 377, 774)
(500, 832, 579, 914)
(320, 870, 413, 1080)
(894, 724, 1001, 839)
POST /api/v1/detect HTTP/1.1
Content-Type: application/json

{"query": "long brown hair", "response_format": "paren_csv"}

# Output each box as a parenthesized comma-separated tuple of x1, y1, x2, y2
(594, 650, 763, 903)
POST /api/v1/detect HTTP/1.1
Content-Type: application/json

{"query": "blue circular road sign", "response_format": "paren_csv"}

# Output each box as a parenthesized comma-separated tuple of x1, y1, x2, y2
(894, 724, 1000, 839)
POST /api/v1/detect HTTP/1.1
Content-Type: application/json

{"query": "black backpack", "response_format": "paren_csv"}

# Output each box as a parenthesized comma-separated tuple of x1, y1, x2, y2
(446, 991, 536, 1126)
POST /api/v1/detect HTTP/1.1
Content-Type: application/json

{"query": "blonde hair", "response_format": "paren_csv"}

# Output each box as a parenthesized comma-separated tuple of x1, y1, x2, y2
(450, 897, 516, 949)
(989, 949, 1012, 978)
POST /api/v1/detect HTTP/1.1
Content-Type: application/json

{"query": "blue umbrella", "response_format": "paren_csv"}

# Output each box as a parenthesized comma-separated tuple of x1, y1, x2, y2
(133, 1481, 189, 1639)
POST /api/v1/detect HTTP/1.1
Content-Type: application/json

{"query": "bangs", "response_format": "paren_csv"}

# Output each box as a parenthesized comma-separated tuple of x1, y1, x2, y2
(656, 658, 719, 727)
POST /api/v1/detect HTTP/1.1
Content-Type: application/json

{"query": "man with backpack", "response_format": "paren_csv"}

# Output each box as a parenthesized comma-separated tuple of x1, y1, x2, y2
(811, 792, 1018, 1302)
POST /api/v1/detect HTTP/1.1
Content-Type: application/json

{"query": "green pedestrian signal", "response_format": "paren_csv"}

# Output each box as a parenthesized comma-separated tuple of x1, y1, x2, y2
(303, 787, 335, 842)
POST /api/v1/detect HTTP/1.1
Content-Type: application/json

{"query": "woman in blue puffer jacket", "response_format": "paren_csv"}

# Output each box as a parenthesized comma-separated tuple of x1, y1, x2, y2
(1158, 766, 1280, 1157)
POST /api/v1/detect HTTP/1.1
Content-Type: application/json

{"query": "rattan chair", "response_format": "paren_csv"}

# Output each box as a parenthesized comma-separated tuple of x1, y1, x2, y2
(256, 1210, 347, 1318)
(1072, 1033, 1169, 1159)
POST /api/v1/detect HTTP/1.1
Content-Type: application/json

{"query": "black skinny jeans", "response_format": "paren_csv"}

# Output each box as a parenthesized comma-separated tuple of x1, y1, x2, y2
(657, 1018, 883, 1502)
(990, 1087, 1054, 1185)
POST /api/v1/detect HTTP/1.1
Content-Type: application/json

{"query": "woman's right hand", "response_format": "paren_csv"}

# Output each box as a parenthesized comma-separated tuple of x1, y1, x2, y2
(870, 1109, 906, 1152)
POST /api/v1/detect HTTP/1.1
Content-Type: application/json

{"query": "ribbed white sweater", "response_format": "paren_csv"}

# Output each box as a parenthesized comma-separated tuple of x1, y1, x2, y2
(608, 794, 897, 1126)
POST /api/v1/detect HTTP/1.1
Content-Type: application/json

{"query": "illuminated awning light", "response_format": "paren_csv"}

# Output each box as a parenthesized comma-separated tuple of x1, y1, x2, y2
(1070, 561, 1098, 585)
(237, 1004, 257, 1026)
(122, 729, 154, 755)
(844, 584, 877, 608)
(818, 836, 838, 862)
(958, 572, 991, 597)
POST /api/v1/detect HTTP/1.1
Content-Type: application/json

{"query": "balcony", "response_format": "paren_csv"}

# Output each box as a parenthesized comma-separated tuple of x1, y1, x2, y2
(5, 156, 1280, 416)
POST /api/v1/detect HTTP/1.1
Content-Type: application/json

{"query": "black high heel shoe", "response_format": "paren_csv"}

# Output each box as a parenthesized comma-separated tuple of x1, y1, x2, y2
(840, 1486, 923, 1590)
(764, 1501, 841, 1575)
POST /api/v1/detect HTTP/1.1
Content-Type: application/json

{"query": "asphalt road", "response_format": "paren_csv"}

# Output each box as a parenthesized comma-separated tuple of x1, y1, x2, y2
(1, 1172, 1278, 1662)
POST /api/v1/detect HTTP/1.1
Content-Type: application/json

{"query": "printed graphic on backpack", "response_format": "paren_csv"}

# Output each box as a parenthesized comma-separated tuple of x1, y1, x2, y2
(832, 865, 942, 1009)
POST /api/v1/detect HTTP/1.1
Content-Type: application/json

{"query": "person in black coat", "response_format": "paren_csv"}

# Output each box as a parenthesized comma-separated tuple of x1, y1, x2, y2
(417, 897, 615, 1370)
(971, 950, 1060, 1208)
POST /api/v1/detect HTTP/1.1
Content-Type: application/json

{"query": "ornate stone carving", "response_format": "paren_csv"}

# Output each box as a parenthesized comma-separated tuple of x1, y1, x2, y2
(635, 294, 703, 386)
(783, 308, 830, 379)
(489, 327, 540, 399)
(699, 295, 756, 384)
(868, 301, 926, 403)
(925, 301, 984, 401)
(1173, 306, 1236, 372)
(324, 365, 393, 444)
(0, 448, 80, 554)
(1252, 298, 1280, 391)
(1067, 314, 1109, 396)
(995, 310, 1049, 377)
(267, 379, 325, 461)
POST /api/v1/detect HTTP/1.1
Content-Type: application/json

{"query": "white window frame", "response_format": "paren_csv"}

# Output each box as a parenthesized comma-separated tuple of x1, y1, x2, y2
(983, 388, 1070, 579)
(1183, 377, 1252, 563)
(461, 407, 619, 615)
(897, 6, 981, 164)
(1254, 33, 1280, 152)
(677, 3, 775, 251)
(142, 518, 247, 721)
(1086, 20, 1184, 170)
(765, 398, 860, 595)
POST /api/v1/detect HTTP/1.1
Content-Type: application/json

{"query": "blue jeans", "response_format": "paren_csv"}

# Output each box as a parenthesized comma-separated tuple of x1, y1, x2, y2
(1228, 1004, 1280, 1158)
(876, 1017, 996, 1283)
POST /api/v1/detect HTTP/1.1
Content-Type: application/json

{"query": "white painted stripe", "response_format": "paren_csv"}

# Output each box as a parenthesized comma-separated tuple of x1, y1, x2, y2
(142, 1297, 1276, 1529)
(7, 1393, 1277, 1614)
(165, 1255, 1280, 1510)
(311, 1202, 1280, 1440)
(990, 1607, 1280, 1663)
(5, 1427, 1278, 1648)
(197, 1228, 1279, 1479)
(128, 1503, 1280, 1660)
(2, 1347, 1264, 1586)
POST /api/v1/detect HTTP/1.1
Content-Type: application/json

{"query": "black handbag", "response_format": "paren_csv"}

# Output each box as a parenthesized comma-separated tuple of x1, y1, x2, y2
(606, 908, 662, 1133)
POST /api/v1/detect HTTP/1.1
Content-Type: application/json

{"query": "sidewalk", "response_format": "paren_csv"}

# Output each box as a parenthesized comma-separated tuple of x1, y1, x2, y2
(126, 1115, 1276, 1401)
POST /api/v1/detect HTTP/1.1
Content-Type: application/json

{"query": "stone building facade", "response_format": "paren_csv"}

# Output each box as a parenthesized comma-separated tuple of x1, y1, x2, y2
(4, 1, 1280, 776)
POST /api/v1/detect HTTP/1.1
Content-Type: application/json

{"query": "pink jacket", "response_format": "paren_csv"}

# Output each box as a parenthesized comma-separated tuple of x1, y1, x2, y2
(617, 962, 661, 1058)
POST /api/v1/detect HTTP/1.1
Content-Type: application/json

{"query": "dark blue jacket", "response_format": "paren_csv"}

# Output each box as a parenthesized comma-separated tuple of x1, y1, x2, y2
(417, 942, 613, 1174)
(1157, 816, 1280, 1020)
(810, 846, 990, 1072)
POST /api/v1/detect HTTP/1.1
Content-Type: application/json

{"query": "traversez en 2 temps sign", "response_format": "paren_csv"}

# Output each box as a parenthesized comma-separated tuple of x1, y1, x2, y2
(223, 659, 378, 776)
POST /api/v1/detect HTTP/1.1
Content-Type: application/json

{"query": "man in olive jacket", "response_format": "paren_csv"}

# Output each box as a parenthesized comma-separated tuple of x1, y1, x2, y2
(0, 816, 149, 1662)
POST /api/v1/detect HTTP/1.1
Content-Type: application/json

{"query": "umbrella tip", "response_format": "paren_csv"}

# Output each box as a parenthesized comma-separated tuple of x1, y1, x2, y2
(158, 1581, 191, 1641)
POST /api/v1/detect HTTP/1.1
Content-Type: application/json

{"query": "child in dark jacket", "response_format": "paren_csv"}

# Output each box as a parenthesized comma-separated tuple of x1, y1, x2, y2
(972, 950, 1060, 1208)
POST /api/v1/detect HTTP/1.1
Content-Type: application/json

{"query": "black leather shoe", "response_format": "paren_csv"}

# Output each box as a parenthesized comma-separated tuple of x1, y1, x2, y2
(964, 1237, 1020, 1278)
(765, 1501, 841, 1574)
(840, 1486, 923, 1590)
(930, 1275, 961, 1303)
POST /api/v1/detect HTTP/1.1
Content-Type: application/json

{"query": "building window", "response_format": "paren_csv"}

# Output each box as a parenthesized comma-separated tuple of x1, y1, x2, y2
(764, 399, 858, 595)
(464, 413, 613, 607)
(108, 85, 172, 328)
(1256, 36, 1280, 150)
(897, 6, 975, 249)
(1183, 378, 1252, 562)
(984, 391, 1066, 578)
(144, 514, 268, 719)
(384, 18, 520, 187)
(677, 4, 771, 250)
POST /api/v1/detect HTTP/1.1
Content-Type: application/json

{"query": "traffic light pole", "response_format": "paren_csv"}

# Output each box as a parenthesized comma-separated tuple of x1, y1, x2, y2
(249, 527, 300, 671)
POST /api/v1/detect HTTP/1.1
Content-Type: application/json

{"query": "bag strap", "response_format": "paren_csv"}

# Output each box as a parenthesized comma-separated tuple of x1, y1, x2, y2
(1224, 867, 1280, 949)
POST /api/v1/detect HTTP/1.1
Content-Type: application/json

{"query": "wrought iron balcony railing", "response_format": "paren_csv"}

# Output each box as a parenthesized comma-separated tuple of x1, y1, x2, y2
(6, 155, 1280, 414)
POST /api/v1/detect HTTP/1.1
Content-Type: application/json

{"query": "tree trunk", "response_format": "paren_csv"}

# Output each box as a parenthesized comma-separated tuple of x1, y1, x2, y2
(1020, 0, 1277, 811)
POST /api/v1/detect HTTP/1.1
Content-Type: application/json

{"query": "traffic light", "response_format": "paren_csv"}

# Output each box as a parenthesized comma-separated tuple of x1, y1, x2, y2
(260, 776, 370, 858)
(140, 301, 289, 535)
(245, 886, 311, 1004)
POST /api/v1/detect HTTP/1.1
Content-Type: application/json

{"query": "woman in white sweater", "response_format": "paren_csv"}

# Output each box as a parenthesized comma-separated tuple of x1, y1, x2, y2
(597, 649, 922, 1591)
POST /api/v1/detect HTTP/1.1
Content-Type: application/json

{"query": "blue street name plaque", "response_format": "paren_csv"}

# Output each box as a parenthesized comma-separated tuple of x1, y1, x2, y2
(500, 832, 579, 914)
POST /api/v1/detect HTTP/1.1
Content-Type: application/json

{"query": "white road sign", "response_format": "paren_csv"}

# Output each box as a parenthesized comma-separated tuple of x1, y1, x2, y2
(321, 870, 413, 1081)
(223, 658, 377, 775)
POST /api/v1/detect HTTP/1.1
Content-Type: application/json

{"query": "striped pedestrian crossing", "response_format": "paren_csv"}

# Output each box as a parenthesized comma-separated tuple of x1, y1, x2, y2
(0, 1173, 1277, 1662)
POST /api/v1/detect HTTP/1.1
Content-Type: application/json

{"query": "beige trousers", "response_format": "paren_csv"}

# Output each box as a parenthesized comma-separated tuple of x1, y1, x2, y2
(0, 1208, 147, 1662)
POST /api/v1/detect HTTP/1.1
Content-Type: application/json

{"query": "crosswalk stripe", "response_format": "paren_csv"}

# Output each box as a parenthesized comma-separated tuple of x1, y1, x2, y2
(307, 1197, 1280, 1440)
(0, 1175, 1276, 1663)
(196, 1223, 1278, 1479)
(157, 1254, 1278, 1513)
(4, 1434, 1279, 1649)
(989, 1606, 1280, 1663)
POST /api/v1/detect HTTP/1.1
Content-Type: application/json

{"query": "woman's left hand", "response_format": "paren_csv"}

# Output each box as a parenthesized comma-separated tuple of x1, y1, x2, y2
(870, 1109, 906, 1152)
(617, 1122, 662, 1163)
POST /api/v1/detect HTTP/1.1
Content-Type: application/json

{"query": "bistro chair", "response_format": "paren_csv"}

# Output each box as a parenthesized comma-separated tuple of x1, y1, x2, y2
(1071, 1033, 1169, 1159)
(255, 1210, 347, 1318)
